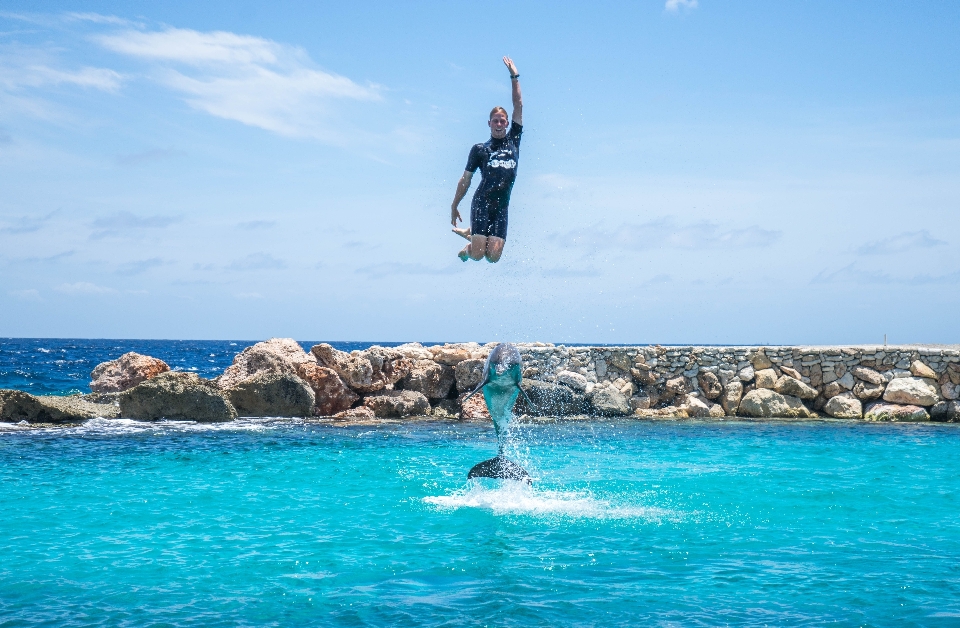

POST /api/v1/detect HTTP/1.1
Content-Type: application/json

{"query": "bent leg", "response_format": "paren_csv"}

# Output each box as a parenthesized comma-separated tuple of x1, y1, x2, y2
(485, 236, 505, 263)
(469, 235, 487, 261)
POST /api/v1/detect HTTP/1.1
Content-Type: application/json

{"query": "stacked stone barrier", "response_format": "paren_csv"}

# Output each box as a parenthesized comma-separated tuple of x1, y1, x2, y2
(2, 339, 959, 424)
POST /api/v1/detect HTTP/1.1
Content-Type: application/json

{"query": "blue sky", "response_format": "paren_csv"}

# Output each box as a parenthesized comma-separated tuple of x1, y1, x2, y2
(1, 1, 959, 343)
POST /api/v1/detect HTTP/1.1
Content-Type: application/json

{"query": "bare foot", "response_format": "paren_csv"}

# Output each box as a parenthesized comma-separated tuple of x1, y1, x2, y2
(458, 245, 470, 262)
(452, 226, 472, 241)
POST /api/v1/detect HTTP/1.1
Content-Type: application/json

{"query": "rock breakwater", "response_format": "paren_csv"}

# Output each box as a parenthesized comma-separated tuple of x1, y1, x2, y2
(2, 340, 959, 424)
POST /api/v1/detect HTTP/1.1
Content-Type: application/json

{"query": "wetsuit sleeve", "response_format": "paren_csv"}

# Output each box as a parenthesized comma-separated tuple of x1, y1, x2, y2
(510, 122, 523, 146)
(465, 144, 483, 172)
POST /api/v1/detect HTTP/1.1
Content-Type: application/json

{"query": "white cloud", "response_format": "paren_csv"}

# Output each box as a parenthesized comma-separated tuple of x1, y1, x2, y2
(558, 217, 781, 252)
(856, 230, 948, 255)
(54, 282, 116, 295)
(96, 28, 381, 141)
(0, 60, 122, 92)
(665, 0, 698, 12)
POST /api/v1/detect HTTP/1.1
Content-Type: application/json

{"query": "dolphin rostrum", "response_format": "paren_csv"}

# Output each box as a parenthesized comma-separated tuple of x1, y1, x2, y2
(463, 342, 534, 483)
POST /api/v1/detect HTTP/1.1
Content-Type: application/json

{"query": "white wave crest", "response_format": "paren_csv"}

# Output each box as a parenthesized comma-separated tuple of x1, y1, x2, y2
(424, 483, 676, 521)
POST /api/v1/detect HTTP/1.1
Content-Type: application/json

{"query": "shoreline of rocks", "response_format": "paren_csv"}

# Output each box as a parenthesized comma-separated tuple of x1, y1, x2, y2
(2, 340, 958, 425)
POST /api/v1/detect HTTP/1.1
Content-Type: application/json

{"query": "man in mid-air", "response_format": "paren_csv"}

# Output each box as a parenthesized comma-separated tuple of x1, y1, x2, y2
(451, 56, 523, 263)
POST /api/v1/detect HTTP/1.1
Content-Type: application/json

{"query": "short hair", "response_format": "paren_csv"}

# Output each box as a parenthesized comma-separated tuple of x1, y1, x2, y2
(489, 106, 508, 120)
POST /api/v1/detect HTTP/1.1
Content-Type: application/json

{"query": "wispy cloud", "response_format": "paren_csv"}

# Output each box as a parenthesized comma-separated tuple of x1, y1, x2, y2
(96, 27, 381, 141)
(0, 53, 122, 92)
(0, 211, 57, 234)
(89, 211, 182, 238)
(856, 230, 948, 255)
(236, 220, 276, 230)
(227, 252, 286, 271)
(54, 281, 116, 295)
(116, 257, 165, 275)
(665, 0, 698, 12)
(558, 217, 781, 252)
(64, 12, 140, 27)
(812, 263, 960, 285)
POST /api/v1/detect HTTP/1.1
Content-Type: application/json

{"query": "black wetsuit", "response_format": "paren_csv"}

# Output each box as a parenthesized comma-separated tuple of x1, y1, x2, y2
(465, 121, 522, 240)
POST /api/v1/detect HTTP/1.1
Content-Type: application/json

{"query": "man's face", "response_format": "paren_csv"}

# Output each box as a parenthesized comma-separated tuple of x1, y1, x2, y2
(488, 112, 509, 138)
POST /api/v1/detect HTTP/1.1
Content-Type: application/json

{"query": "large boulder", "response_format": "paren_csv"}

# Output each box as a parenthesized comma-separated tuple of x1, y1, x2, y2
(217, 338, 313, 390)
(749, 349, 773, 370)
(295, 363, 359, 416)
(680, 395, 724, 418)
(517, 379, 588, 416)
(120, 372, 237, 422)
(333, 406, 376, 421)
(224, 372, 315, 417)
(665, 376, 688, 395)
(430, 344, 473, 366)
(311, 344, 411, 393)
(556, 370, 589, 392)
(738, 388, 814, 418)
(454, 359, 485, 393)
(931, 400, 960, 422)
(90, 352, 170, 393)
(0, 390, 120, 423)
(362, 390, 429, 417)
(824, 392, 862, 419)
(720, 380, 743, 416)
(697, 371, 723, 400)
(853, 381, 884, 401)
(591, 385, 630, 416)
(853, 366, 884, 386)
(864, 401, 929, 422)
(401, 360, 455, 399)
(774, 375, 818, 400)
(755, 369, 778, 390)
(883, 377, 940, 406)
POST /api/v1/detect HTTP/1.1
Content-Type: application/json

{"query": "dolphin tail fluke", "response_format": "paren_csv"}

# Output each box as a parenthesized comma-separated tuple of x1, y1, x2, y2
(467, 455, 531, 483)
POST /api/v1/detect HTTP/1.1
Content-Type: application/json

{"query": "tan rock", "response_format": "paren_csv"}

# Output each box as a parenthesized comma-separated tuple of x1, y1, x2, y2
(709, 402, 727, 418)
(864, 402, 929, 422)
(631, 365, 657, 385)
(910, 360, 937, 380)
(402, 360, 455, 399)
(430, 345, 471, 366)
(738, 388, 814, 418)
(455, 359, 486, 393)
(720, 380, 743, 416)
(311, 344, 411, 393)
(295, 363, 359, 416)
(217, 338, 313, 390)
(780, 365, 802, 380)
(774, 375, 818, 400)
(755, 369, 778, 389)
(883, 377, 940, 407)
(823, 382, 843, 399)
(853, 381, 884, 401)
(665, 376, 688, 395)
(824, 392, 862, 419)
(681, 395, 712, 418)
(362, 390, 429, 417)
(697, 371, 723, 400)
(90, 352, 170, 393)
(333, 406, 376, 421)
(852, 366, 884, 386)
(592, 386, 630, 416)
(459, 393, 491, 421)
(608, 352, 631, 371)
(750, 349, 773, 370)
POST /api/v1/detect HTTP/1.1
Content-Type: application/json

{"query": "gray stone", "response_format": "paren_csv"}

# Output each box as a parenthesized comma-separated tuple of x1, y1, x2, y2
(0, 390, 120, 424)
(362, 390, 430, 417)
(837, 372, 855, 390)
(853, 381, 884, 401)
(823, 381, 843, 399)
(942, 382, 959, 401)
(774, 375, 818, 400)
(120, 372, 237, 422)
(454, 359, 485, 393)
(883, 377, 940, 406)
(864, 402, 929, 422)
(824, 392, 862, 419)
(224, 372, 315, 417)
(517, 379, 588, 416)
(681, 394, 712, 418)
(591, 386, 630, 416)
(697, 371, 723, 400)
(401, 360, 455, 399)
(738, 365, 755, 382)
(720, 380, 743, 416)
(931, 400, 960, 422)
(910, 360, 937, 380)
(755, 369, 778, 390)
(738, 388, 814, 418)
(218, 338, 314, 390)
(852, 366, 884, 386)
(90, 352, 170, 393)
(557, 370, 589, 392)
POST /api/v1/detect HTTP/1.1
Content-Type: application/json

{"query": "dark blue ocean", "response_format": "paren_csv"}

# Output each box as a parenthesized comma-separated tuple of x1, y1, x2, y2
(2, 339, 960, 626)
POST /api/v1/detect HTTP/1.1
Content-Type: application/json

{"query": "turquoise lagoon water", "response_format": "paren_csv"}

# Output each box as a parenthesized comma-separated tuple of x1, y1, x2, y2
(2, 418, 960, 626)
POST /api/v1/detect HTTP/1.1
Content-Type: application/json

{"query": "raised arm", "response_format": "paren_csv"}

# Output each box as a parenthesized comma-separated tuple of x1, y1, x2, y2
(503, 56, 522, 125)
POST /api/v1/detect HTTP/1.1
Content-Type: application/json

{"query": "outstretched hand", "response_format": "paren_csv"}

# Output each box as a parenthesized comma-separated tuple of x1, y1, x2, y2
(503, 56, 518, 76)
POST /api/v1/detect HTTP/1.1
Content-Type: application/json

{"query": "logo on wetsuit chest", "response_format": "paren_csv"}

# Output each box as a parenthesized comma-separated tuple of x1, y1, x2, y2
(489, 158, 516, 169)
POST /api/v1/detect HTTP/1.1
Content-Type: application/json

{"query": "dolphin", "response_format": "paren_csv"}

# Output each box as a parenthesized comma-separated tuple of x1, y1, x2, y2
(463, 343, 534, 483)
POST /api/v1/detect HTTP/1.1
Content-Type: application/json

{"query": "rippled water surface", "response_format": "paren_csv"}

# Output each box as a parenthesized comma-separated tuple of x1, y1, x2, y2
(2, 418, 959, 626)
